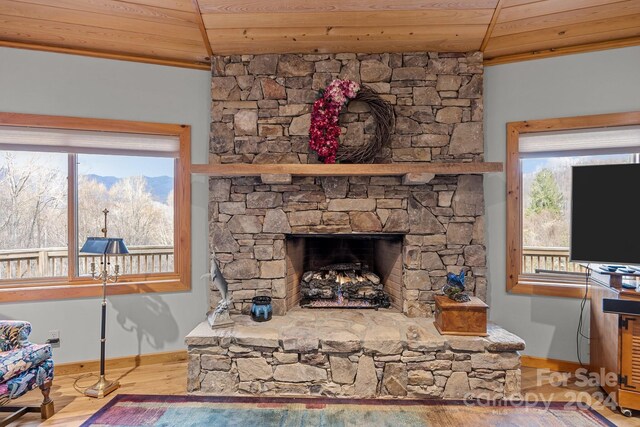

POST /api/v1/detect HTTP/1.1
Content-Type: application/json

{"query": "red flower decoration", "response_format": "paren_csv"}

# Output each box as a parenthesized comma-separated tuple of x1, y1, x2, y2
(308, 79, 360, 164)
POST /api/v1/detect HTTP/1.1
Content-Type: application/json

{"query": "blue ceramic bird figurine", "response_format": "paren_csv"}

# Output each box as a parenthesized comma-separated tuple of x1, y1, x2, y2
(443, 269, 470, 302)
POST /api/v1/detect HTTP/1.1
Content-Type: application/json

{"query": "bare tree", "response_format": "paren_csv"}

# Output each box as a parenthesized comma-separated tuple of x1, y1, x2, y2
(0, 153, 66, 250)
(77, 175, 109, 243)
(106, 176, 173, 246)
(0, 152, 174, 278)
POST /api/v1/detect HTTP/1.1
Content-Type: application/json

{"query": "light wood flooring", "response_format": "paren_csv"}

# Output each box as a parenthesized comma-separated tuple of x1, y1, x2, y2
(7, 363, 640, 426)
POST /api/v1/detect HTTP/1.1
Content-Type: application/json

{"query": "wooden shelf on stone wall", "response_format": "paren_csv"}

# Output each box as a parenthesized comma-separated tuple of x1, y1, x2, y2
(190, 162, 503, 185)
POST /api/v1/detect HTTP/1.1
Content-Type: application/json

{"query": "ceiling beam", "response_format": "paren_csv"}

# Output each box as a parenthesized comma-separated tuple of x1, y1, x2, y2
(480, 0, 505, 52)
(190, 0, 213, 60)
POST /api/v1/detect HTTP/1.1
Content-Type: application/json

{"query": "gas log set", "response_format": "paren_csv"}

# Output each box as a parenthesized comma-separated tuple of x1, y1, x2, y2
(300, 262, 391, 309)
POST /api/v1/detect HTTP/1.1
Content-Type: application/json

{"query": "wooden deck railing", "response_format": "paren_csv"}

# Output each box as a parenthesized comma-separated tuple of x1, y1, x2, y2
(0, 244, 581, 280)
(0, 245, 174, 280)
(522, 246, 585, 274)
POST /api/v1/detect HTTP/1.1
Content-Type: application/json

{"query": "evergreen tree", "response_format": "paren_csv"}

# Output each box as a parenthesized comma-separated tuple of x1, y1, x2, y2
(527, 168, 564, 215)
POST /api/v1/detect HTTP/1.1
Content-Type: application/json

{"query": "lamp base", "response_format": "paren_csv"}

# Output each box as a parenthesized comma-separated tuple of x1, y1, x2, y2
(84, 375, 119, 399)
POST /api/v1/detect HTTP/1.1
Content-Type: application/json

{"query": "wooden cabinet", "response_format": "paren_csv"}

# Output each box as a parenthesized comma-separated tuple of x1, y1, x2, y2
(620, 316, 640, 390)
(591, 281, 640, 417)
(618, 315, 640, 412)
(590, 282, 619, 399)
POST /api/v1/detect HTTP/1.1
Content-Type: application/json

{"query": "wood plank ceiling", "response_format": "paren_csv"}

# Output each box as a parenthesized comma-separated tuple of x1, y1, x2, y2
(0, 0, 211, 69)
(0, 0, 638, 69)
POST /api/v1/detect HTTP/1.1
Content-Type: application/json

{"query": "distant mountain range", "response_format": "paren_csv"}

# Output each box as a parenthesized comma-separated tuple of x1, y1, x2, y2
(82, 174, 173, 203)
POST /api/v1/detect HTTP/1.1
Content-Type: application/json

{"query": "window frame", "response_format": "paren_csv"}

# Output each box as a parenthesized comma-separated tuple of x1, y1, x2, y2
(506, 111, 640, 298)
(0, 112, 191, 302)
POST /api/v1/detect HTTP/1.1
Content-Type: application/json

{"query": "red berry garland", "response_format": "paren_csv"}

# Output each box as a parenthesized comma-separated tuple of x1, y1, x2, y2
(308, 79, 360, 164)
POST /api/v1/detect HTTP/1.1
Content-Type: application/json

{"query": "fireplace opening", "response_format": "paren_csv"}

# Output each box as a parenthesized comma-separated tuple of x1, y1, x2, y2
(285, 234, 403, 311)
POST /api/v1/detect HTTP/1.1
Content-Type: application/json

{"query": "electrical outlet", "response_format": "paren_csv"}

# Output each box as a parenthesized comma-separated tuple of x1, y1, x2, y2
(47, 330, 60, 347)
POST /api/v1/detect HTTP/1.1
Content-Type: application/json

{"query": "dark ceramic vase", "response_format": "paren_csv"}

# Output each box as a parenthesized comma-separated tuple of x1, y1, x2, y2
(250, 296, 272, 322)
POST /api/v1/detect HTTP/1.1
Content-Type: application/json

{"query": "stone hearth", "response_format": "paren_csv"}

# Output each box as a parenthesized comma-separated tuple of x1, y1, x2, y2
(186, 310, 524, 399)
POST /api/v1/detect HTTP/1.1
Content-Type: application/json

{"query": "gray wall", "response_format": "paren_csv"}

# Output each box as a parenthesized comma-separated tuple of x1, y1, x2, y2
(0, 48, 211, 363)
(484, 46, 640, 361)
(2, 45, 639, 364)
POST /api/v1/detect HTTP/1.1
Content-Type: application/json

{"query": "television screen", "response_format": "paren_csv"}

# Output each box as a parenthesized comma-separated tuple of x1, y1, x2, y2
(571, 163, 640, 265)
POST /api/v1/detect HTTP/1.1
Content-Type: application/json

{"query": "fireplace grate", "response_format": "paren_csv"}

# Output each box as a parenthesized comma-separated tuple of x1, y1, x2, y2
(299, 264, 391, 309)
(301, 299, 377, 309)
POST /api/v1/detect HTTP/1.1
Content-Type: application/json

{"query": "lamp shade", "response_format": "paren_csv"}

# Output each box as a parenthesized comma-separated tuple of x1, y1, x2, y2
(80, 237, 129, 255)
(105, 238, 129, 255)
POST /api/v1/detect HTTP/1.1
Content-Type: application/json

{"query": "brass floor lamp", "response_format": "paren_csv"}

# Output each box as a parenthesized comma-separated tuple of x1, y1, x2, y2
(79, 209, 129, 398)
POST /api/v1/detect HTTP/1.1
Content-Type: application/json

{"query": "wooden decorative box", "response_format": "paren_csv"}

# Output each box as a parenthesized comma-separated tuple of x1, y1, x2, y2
(434, 295, 488, 336)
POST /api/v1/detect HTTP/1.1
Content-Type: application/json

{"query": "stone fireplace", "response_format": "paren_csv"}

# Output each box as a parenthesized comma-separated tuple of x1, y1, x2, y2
(187, 51, 523, 399)
(211, 170, 486, 318)
(210, 172, 486, 318)
(207, 51, 487, 318)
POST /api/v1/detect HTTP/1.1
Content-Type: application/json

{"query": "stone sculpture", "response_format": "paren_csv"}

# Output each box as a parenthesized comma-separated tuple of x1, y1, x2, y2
(202, 255, 234, 329)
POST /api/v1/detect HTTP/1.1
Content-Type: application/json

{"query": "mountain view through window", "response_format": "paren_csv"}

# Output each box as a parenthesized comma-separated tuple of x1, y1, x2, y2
(0, 151, 174, 280)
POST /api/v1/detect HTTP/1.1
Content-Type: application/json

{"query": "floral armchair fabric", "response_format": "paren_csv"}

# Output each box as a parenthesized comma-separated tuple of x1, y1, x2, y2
(0, 321, 54, 401)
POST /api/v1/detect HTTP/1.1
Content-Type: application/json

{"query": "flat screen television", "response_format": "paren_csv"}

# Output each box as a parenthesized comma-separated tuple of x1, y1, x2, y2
(571, 163, 640, 265)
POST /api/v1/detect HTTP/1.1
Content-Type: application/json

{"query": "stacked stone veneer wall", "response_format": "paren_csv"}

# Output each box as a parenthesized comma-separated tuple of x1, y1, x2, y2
(208, 52, 486, 317)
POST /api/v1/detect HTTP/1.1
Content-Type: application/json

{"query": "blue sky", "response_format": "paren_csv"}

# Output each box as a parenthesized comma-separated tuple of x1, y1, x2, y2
(521, 158, 548, 174)
(522, 154, 636, 175)
(4, 151, 173, 178)
(78, 154, 173, 178)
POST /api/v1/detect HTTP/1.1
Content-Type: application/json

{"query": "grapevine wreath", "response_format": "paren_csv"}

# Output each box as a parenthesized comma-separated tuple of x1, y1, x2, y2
(308, 79, 394, 164)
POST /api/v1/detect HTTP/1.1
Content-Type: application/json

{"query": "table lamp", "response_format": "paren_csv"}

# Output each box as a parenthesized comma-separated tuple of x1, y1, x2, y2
(79, 209, 129, 398)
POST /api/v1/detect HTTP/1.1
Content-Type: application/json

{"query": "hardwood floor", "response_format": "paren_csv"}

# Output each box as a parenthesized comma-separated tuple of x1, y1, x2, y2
(520, 367, 640, 426)
(10, 360, 188, 427)
(7, 363, 640, 426)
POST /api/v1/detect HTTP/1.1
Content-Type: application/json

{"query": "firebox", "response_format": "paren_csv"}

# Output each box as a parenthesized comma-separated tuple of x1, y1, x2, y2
(285, 234, 403, 311)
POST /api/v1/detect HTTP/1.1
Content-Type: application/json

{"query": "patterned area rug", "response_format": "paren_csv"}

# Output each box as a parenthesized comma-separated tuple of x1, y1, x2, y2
(82, 394, 614, 427)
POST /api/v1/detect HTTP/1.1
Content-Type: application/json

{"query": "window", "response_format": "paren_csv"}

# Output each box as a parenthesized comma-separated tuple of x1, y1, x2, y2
(506, 112, 640, 298)
(77, 154, 175, 276)
(0, 151, 68, 278)
(0, 113, 191, 302)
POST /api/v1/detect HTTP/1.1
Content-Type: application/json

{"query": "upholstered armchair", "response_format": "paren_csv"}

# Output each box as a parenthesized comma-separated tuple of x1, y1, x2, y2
(0, 321, 54, 423)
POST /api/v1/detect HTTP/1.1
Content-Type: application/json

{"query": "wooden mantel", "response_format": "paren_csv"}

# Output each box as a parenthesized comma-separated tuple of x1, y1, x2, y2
(191, 162, 503, 185)
(191, 162, 502, 176)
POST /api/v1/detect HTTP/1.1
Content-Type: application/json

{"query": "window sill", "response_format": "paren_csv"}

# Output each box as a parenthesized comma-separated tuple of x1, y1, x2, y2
(0, 275, 190, 303)
(509, 281, 589, 298)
